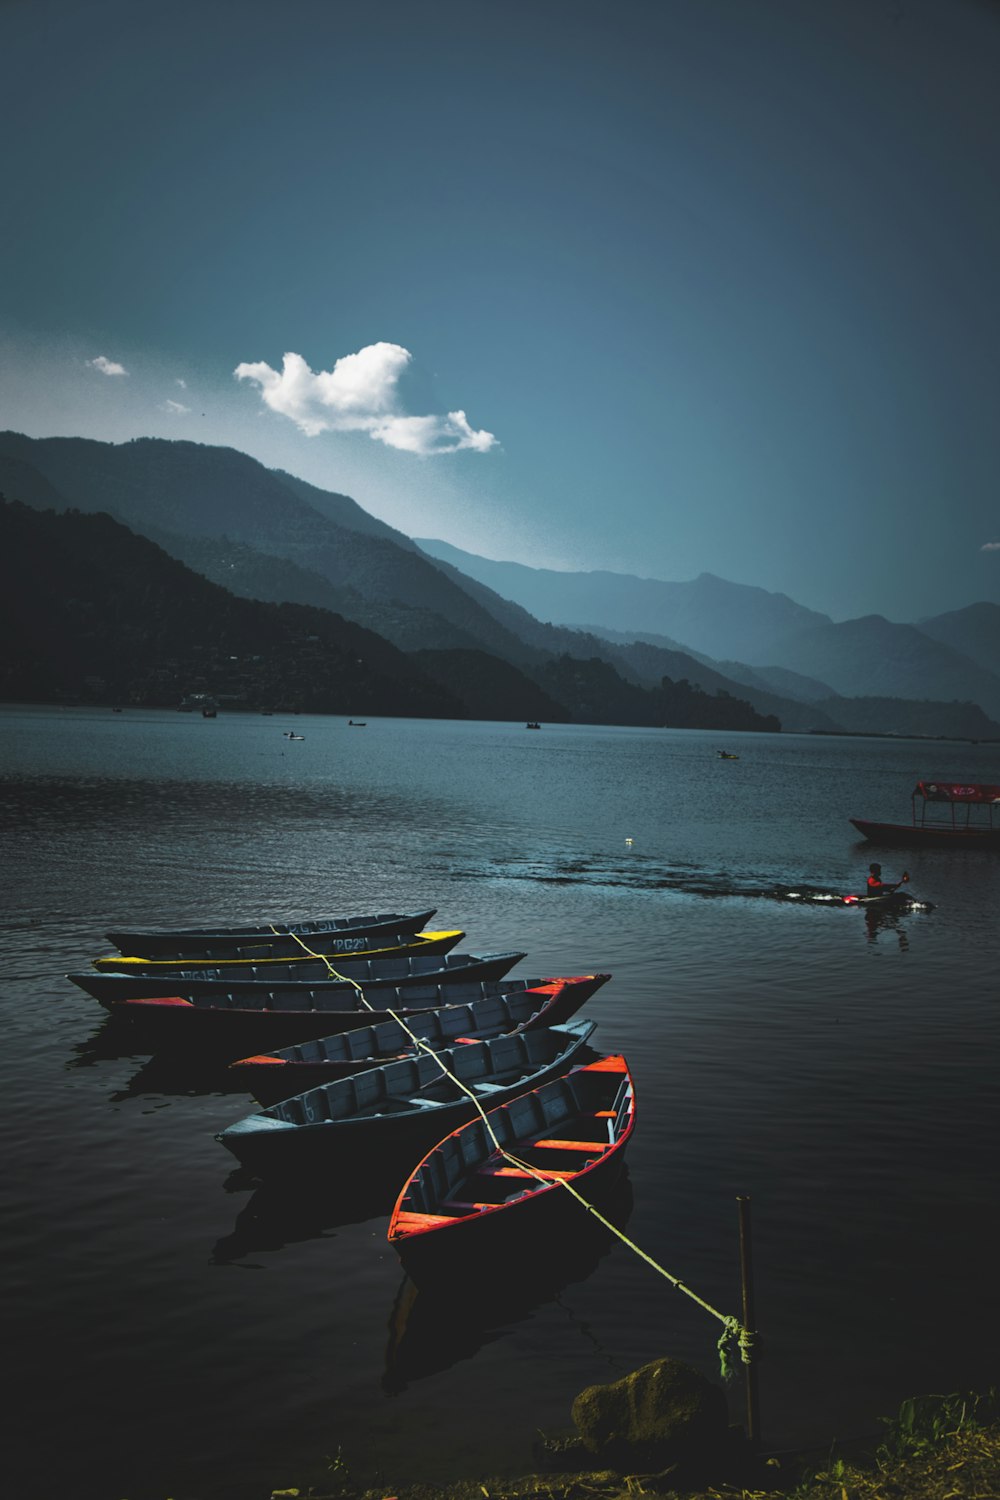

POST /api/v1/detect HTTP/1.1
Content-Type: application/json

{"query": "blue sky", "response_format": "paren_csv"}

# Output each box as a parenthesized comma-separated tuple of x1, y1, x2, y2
(2, 0, 998, 623)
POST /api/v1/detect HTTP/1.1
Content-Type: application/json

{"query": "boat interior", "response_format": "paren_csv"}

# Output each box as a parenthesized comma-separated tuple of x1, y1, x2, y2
(397, 1062, 633, 1220)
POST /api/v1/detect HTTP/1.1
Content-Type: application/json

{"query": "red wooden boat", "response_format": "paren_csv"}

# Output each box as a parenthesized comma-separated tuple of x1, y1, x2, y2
(388, 1053, 635, 1283)
(850, 780, 1000, 850)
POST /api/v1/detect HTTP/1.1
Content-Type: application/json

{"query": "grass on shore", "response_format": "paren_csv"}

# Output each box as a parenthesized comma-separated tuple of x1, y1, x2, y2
(274, 1389, 1000, 1500)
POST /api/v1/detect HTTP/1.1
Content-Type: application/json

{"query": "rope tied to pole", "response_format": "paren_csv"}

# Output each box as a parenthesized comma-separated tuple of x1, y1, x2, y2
(271, 927, 757, 1381)
(716, 1317, 761, 1383)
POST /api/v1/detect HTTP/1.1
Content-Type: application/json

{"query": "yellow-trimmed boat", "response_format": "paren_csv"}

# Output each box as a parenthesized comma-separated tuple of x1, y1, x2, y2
(91, 928, 464, 973)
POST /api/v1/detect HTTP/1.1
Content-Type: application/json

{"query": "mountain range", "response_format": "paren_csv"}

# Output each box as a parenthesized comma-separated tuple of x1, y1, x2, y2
(2, 429, 998, 739)
(416, 538, 1000, 721)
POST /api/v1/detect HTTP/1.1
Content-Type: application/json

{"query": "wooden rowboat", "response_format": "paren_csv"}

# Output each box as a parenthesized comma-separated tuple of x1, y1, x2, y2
(90, 928, 464, 973)
(105, 907, 439, 960)
(216, 1019, 598, 1176)
(228, 974, 612, 1104)
(388, 1053, 635, 1283)
(67, 950, 526, 1009)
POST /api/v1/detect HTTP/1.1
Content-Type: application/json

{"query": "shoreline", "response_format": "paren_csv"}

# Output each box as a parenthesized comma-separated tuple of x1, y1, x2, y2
(271, 1413, 1000, 1500)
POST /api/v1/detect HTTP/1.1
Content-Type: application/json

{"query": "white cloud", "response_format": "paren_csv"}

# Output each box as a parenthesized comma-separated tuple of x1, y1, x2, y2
(175, 378, 187, 389)
(161, 398, 190, 415)
(87, 354, 128, 376)
(981, 541, 1000, 552)
(234, 344, 498, 455)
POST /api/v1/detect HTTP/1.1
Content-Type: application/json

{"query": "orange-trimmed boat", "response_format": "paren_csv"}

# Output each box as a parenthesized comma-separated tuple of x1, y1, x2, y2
(229, 973, 612, 1104)
(216, 1020, 598, 1176)
(68, 948, 525, 1008)
(388, 1053, 635, 1284)
(850, 780, 1000, 850)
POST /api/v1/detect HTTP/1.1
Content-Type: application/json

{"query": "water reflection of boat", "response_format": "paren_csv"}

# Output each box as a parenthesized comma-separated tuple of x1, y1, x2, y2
(212, 1161, 400, 1264)
(100, 1050, 249, 1101)
(382, 1171, 634, 1393)
(851, 780, 1000, 850)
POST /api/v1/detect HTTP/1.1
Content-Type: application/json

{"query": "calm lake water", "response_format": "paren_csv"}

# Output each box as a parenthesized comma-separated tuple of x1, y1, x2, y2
(3, 704, 999, 1500)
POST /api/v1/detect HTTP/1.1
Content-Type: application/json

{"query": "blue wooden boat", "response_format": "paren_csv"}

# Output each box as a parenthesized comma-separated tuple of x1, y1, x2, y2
(91, 928, 464, 973)
(216, 1019, 597, 1175)
(68, 949, 526, 1013)
(106, 906, 438, 960)
(228, 973, 611, 1103)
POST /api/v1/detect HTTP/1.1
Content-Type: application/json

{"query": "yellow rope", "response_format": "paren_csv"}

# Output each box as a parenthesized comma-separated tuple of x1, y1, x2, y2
(270, 927, 756, 1375)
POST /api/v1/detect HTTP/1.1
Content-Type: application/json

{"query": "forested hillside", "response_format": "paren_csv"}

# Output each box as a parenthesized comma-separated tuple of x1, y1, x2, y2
(1, 500, 784, 731)
(0, 500, 465, 717)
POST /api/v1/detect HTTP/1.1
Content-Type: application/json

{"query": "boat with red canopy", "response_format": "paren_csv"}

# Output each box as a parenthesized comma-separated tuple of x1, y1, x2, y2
(850, 781, 1000, 850)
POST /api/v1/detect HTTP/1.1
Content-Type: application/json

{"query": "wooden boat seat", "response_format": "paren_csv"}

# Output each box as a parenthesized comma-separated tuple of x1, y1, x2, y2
(392, 1209, 459, 1230)
(530, 1138, 606, 1151)
(474, 1161, 578, 1179)
(475, 1164, 536, 1178)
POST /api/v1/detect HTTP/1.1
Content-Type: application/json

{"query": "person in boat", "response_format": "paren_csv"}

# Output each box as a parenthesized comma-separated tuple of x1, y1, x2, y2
(866, 862, 908, 898)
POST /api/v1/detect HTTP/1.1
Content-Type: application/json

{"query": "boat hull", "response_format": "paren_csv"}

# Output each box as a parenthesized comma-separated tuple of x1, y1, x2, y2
(91, 928, 464, 973)
(68, 951, 526, 1008)
(216, 1020, 598, 1176)
(230, 974, 612, 1104)
(850, 818, 1000, 850)
(106, 907, 438, 960)
(388, 1054, 635, 1285)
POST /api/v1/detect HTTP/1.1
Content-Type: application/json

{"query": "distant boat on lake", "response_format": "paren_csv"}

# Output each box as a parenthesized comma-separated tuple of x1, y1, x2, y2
(851, 780, 1000, 850)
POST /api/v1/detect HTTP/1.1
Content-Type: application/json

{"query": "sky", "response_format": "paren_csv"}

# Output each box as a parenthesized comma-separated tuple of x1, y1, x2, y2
(2, 0, 999, 624)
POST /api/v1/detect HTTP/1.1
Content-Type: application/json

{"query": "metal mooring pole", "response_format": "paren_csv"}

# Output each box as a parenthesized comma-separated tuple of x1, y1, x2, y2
(736, 1194, 761, 1449)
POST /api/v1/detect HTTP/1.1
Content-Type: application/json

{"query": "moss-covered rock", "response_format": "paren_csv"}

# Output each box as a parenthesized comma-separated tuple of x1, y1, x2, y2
(570, 1356, 728, 1474)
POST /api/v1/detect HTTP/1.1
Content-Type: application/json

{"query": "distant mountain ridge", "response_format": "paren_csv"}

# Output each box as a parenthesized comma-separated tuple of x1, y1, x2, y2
(416, 537, 832, 660)
(2, 429, 998, 739)
(0, 432, 541, 665)
(0, 431, 808, 730)
(0, 499, 783, 732)
(0, 499, 466, 717)
(416, 537, 1000, 730)
(764, 615, 1000, 722)
(916, 602, 1000, 679)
